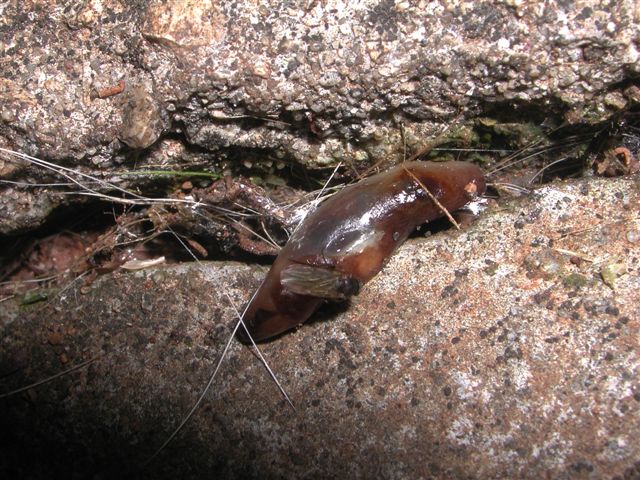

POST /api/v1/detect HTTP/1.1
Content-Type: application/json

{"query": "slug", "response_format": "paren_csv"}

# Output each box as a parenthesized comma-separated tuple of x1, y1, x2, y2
(242, 161, 486, 341)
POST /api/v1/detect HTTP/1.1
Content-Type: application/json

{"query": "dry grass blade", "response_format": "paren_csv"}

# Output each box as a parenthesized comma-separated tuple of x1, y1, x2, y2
(487, 182, 532, 196)
(0, 356, 100, 399)
(528, 156, 572, 184)
(224, 292, 295, 410)
(402, 165, 460, 230)
(143, 284, 294, 467)
(141, 303, 246, 468)
(0, 147, 198, 208)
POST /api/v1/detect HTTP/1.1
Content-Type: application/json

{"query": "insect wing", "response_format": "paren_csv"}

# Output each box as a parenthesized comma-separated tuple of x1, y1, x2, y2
(280, 264, 360, 300)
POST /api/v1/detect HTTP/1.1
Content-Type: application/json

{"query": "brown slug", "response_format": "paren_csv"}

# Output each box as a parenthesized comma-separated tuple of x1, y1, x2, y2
(242, 161, 486, 341)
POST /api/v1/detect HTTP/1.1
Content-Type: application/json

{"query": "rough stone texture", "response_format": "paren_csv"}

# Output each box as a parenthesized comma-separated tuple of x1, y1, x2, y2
(1, 175, 639, 479)
(1, 0, 640, 232)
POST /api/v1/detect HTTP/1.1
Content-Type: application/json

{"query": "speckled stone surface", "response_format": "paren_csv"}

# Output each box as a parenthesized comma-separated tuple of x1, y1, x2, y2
(1, 175, 639, 478)
(1, 0, 639, 232)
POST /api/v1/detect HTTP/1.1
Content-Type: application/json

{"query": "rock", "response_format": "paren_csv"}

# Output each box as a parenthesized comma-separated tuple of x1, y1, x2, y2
(1, 0, 639, 232)
(118, 85, 166, 149)
(1, 175, 639, 478)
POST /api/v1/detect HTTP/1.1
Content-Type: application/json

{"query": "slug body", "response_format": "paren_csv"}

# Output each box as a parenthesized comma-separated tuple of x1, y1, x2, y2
(243, 161, 486, 341)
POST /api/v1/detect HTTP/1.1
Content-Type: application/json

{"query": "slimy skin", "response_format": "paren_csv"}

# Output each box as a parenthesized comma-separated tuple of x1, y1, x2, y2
(242, 161, 486, 341)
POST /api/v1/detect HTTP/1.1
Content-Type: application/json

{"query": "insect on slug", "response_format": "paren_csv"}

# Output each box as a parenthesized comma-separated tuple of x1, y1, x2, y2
(242, 160, 486, 341)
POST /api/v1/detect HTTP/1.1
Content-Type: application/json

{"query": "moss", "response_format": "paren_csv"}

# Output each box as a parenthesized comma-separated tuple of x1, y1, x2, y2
(476, 118, 545, 148)
(483, 262, 499, 276)
(20, 289, 48, 306)
(562, 273, 588, 289)
(600, 262, 627, 289)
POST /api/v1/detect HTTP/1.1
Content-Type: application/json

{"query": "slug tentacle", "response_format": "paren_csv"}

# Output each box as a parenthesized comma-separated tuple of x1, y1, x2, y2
(242, 160, 486, 342)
